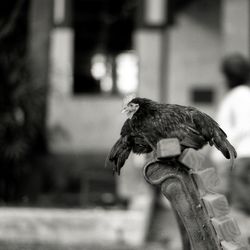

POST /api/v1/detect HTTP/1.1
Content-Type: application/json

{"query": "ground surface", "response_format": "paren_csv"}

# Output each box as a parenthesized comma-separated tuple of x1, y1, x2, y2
(0, 241, 169, 250)
(0, 205, 181, 250)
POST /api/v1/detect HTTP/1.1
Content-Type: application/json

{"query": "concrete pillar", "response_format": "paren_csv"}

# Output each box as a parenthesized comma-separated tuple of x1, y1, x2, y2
(134, 30, 164, 101)
(49, 0, 73, 96)
(222, 0, 250, 57)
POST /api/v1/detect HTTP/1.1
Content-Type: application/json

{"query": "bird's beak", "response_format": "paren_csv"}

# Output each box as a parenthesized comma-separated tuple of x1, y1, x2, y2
(121, 104, 139, 118)
(121, 106, 129, 114)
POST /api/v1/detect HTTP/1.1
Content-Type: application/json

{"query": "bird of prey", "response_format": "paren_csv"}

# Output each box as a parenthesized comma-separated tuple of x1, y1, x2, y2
(106, 96, 237, 175)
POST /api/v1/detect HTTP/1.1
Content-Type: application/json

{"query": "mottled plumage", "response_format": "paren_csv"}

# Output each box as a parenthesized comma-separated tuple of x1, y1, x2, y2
(106, 97, 237, 175)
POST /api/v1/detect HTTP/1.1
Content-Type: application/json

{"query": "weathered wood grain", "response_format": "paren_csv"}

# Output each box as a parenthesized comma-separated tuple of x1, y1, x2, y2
(211, 216, 241, 241)
(178, 148, 204, 170)
(202, 193, 230, 218)
(144, 139, 248, 250)
(192, 168, 220, 195)
(143, 161, 222, 250)
(156, 138, 181, 158)
(221, 240, 248, 250)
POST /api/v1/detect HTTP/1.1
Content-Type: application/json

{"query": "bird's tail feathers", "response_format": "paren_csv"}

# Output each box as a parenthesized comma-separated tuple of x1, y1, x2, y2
(213, 135, 237, 170)
(105, 138, 122, 166)
(115, 148, 131, 175)
(228, 144, 236, 171)
(105, 137, 131, 175)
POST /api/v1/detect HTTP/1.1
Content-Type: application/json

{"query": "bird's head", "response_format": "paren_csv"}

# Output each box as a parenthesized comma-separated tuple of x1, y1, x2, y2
(121, 95, 152, 119)
(121, 94, 139, 118)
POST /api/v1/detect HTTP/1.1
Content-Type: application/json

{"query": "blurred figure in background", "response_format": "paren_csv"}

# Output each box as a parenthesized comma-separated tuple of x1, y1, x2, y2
(212, 53, 250, 214)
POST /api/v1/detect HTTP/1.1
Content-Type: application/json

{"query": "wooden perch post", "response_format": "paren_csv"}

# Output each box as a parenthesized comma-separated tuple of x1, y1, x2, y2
(143, 138, 248, 250)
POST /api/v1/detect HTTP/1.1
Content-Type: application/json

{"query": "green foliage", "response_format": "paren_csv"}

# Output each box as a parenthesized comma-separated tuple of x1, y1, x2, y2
(1, 55, 38, 161)
(0, 0, 47, 202)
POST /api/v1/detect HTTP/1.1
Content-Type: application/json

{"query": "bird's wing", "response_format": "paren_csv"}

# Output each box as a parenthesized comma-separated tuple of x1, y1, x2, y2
(187, 107, 227, 142)
(143, 107, 207, 149)
(121, 119, 133, 136)
(105, 135, 132, 175)
(105, 119, 132, 175)
(178, 124, 207, 149)
(189, 107, 237, 169)
(132, 135, 154, 154)
(161, 105, 237, 168)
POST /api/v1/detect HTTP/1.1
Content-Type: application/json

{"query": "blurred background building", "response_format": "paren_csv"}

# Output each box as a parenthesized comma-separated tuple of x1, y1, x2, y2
(0, 0, 250, 249)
